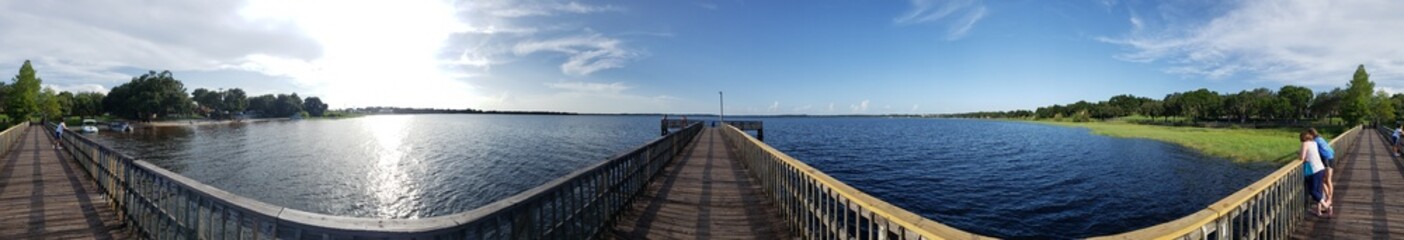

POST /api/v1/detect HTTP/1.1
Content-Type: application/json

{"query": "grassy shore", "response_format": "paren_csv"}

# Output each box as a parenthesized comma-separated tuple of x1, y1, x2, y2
(1032, 120, 1346, 164)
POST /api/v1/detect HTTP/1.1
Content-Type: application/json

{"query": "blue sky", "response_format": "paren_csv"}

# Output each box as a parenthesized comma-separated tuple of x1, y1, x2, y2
(2, 0, 1401, 114)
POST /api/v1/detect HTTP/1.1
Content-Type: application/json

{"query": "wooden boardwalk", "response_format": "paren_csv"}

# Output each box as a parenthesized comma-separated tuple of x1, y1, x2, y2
(1292, 127, 1404, 239)
(0, 126, 130, 239)
(610, 128, 792, 239)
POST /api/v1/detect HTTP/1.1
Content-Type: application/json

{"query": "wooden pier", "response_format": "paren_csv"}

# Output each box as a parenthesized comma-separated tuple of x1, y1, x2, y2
(1291, 127, 1404, 238)
(12, 117, 1404, 239)
(0, 125, 131, 239)
(611, 128, 792, 239)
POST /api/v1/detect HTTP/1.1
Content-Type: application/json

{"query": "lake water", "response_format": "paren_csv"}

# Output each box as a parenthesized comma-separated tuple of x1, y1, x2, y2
(762, 118, 1274, 238)
(89, 115, 1273, 238)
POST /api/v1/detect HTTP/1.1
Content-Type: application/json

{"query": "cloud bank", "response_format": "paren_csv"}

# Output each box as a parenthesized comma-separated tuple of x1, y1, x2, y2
(1100, 0, 1404, 88)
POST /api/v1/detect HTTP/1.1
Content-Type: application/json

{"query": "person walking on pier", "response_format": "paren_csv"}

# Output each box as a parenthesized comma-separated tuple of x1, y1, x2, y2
(53, 121, 66, 150)
(1301, 130, 1329, 217)
(1311, 128, 1335, 212)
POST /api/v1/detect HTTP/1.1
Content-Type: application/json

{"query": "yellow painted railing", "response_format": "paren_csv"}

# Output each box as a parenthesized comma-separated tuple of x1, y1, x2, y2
(1090, 126, 1358, 240)
(719, 124, 996, 240)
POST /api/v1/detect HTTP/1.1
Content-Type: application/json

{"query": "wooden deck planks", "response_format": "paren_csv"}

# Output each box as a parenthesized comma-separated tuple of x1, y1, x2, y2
(1292, 127, 1404, 239)
(611, 128, 793, 239)
(0, 126, 130, 240)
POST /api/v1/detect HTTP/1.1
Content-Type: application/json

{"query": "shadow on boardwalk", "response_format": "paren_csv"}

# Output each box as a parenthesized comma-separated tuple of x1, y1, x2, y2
(0, 126, 130, 239)
(1293, 127, 1404, 238)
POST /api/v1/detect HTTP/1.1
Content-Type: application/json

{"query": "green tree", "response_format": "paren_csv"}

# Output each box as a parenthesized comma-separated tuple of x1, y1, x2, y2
(7, 60, 42, 121)
(273, 93, 303, 117)
(247, 94, 276, 116)
(1224, 90, 1257, 123)
(1179, 88, 1222, 121)
(303, 97, 328, 117)
(57, 91, 74, 116)
(1140, 101, 1165, 121)
(1341, 65, 1375, 126)
(1279, 85, 1313, 121)
(1311, 88, 1345, 121)
(71, 92, 105, 117)
(1107, 94, 1148, 116)
(1375, 91, 1396, 124)
(191, 88, 226, 118)
(102, 70, 193, 121)
(1393, 93, 1404, 122)
(37, 87, 61, 120)
(223, 88, 248, 113)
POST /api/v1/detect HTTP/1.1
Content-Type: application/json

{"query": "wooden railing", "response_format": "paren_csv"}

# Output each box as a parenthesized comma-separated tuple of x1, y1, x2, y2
(718, 124, 996, 240)
(1090, 126, 1359, 240)
(0, 123, 25, 158)
(1376, 125, 1398, 156)
(46, 122, 703, 239)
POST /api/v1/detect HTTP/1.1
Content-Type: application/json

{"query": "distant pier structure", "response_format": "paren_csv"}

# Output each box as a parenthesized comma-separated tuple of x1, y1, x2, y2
(661, 117, 763, 141)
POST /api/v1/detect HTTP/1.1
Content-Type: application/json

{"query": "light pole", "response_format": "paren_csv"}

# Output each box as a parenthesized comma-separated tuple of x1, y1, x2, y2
(718, 91, 724, 126)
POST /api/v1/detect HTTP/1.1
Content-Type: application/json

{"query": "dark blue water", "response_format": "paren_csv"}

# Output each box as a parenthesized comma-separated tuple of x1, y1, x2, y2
(760, 117, 1274, 238)
(90, 115, 1273, 238)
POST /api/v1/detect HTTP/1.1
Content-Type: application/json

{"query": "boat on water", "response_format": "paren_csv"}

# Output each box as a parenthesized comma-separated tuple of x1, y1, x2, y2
(108, 121, 133, 132)
(80, 119, 100, 133)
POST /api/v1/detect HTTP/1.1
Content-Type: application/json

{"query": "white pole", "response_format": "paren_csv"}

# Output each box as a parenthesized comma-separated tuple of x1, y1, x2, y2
(719, 91, 724, 126)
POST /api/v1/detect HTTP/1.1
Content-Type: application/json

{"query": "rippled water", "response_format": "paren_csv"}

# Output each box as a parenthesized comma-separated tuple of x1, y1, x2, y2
(89, 114, 658, 219)
(91, 115, 1274, 238)
(762, 118, 1275, 238)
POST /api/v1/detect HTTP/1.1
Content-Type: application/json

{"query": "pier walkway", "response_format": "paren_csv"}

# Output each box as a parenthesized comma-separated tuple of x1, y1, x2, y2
(15, 118, 1404, 239)
(1292, 127, 1404, 238)
(610, 128, 791, 239)
(0, 125, 130, 239)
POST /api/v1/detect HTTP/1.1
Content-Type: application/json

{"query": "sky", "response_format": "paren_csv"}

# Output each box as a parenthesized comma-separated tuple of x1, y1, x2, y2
(1, 0, 1402, 114)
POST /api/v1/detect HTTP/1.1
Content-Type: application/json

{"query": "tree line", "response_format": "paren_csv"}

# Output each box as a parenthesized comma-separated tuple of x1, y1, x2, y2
(4, 60, 333, 123)
(954, 65, 1395, 126)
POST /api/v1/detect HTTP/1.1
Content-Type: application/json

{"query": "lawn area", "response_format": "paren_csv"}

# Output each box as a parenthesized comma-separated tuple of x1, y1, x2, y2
(1034, 120, 1348, 164)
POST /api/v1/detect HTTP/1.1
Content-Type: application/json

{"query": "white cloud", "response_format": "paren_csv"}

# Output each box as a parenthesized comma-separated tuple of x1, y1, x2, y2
(545, 81, 630, 93)
(793, 105, 813, 112)
(768, 101, 780, 112)
(850, 100, 870, 113)
(0, 0, 320, 85)
(1100, 0, 1404, 88)
(490, 1, 624, 18)
(42, 84, 110, 94)
(828, 103, 835, 112)
(513, 34, 641, 76)
(911, 104, 920, 112)
(894, 0, 987, 40)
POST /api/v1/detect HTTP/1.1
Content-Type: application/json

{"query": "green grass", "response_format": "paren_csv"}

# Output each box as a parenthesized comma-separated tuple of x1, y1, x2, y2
(1032, 120, 1346, 164)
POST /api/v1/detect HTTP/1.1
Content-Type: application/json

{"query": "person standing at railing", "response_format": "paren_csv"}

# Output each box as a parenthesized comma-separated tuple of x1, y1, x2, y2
(1311, 128, 1335, 213)
(53, 121, 66, 150)
(1300, 130, 1330, 217)
(1394, 125, 1403, 157)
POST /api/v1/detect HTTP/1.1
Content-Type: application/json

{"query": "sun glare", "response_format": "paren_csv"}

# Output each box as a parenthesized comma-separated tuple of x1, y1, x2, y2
(362, 115, 419, 218)
(240, 0, 478, 109)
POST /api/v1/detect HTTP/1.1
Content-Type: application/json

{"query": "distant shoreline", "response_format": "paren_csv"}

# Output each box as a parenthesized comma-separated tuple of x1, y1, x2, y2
(136, 118, 291, 128)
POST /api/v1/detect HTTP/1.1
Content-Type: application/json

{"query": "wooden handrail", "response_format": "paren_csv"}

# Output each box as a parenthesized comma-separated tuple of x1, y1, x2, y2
(719, 124, 996, 239)
(1090, 125, 1358, 239)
